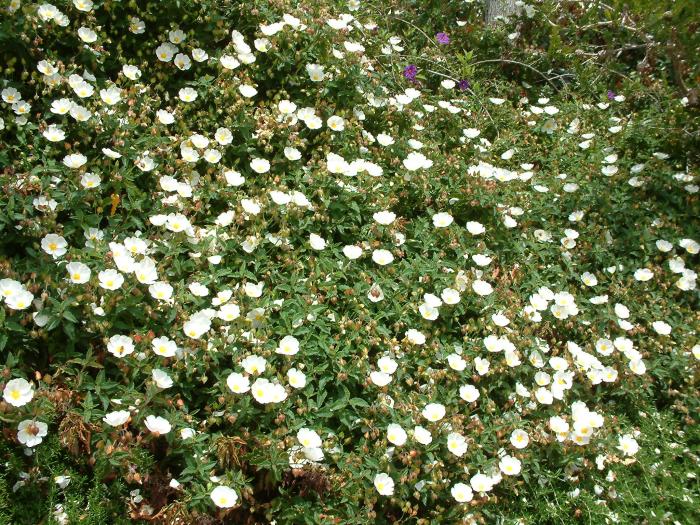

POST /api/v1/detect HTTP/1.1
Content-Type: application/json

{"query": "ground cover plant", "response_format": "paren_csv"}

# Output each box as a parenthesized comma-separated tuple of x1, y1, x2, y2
(0, 0, 698, 523)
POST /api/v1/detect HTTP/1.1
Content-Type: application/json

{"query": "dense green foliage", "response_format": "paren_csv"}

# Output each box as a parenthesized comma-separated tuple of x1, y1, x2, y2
(0, 0, 698, 523)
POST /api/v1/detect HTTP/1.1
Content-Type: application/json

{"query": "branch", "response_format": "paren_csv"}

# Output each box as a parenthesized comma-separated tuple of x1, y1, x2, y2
(471, 59, 560, 87)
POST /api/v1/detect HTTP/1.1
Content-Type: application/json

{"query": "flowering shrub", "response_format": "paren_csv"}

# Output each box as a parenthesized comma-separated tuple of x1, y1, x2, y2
(0, 0, 698, 524)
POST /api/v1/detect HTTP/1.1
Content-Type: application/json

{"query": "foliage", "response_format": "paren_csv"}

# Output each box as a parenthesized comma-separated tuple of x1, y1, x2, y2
(0, 0, 698, 524)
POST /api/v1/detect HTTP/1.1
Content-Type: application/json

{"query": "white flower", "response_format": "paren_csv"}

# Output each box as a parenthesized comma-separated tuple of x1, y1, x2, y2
(581, 272, 598, 287)
(66, 262, 91, 284)
(617, 434, 639, 456)
(459, 384, 480, 403)
(656, 239, 673, 252)
(151, 337, 177, 357)
(250, 378, 276, 404)
(223, 170, 245, 187)
(413, 426, 432, 445)
(405, 329, 426, 345)
(241, 281, 262, 298)
(214, 127, 233, 145)
(630, 359, 646, 375)
(451, 483, 473, 502)
(472, 280, 493, 296)
(492, 312, 509, 326)
(0, 279, 23, 302)
(367, 283, 385, 303)
(475, 356, 490, 375)
(100, 86, 121, 105)
(373, 473, 394, 495)
(63, 153, 87, 169)
(403, 151, 432, 171)
(144, 415, 171, 435)
(422, 403, 446, 422)
(17, 419, 48, 447)
(103, 410, 130, 427)
(178, 87, 198, 102)
(306, 63, 325, 82)
(634, 268, 654, 282)
(387, 424, 407, 446)
(278, 100, 297, 114)
(53, 476, 70, 489)
(152, 369, 173, 389)
(226, 372, 250, 394)
(679, 238, 699, 254)
(343, 245, 363, 259)
(446, 432, 468, 457)
(1, 87, 21, 103)
(97, 269, 124, 291)
(373, 211, 396, 225)
(614, 303, 630, 319)
(107, 334, 134, 358)
(327, 115, 345, 131)
(298, 428, 322, 448)
(73, 0, 93, 12)
(122, 64, 141, 80)
(652, 320, 671, 335)
(419, 303, 439, 321)
(6, 289, 33, 310)
(284, 147, 301, 160)
(277, 335, 300, 356)
(287, 368, 307, 389)
(432, 212, 453, 228)
(510, 429, 529, 449)
(250, 158, 270, 174)
(370, 371, 392, 386)
(470, 473, 495, 493)
(500, 455, 522, 475)
(372, 249, 394, 265)
(241, 355, 267, 375)
(80, 172, 101, 189)
(41, 234, 68, 258)
(447, 353, 466, 371)
(466, 221, 485, 235)
(129, 16, 145, 34)
(156, 110, 175, 125)
(220, 55, 240, 69)
(183, 282, 208, 299)
(441, 288, 460, 305)
(3, 378, 34, 407)
(377, 356, 398, 374)
(218, 303, 240, 322)
(239, 84, 257, 98)
(211, 486, 238, 508)
(309, 234, 327, 250)
(377, 133, 395, 146)
(43, 124, 65, 142)
(156, 43, 176, 62)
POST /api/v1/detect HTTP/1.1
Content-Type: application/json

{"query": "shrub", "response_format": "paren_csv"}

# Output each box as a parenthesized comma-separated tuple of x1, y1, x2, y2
(0, 1, 698, 523)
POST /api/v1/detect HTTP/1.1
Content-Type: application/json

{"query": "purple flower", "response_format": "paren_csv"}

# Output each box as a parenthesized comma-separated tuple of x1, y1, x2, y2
(607, 90, 616, 101)
(436, 32, 450, 45)
(403, 64, 418, 81)
(458, 79, 471, 91)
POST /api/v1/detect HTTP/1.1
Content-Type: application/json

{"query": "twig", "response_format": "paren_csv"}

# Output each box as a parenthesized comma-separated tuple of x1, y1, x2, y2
(388, 15, 441, 50)
(470, 59, 560, 88)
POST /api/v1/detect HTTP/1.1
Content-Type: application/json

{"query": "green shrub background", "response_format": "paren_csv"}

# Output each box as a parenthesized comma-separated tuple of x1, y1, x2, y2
(0, 0, 698, 523)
